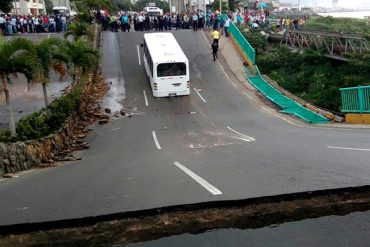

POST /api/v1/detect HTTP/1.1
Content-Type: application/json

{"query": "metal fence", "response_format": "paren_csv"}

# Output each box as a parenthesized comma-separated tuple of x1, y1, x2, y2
(340, 85, 370, 113)
(229, 22, 256, 65)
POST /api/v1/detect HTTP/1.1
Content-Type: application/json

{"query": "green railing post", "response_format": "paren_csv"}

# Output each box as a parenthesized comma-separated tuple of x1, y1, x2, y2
(340, 85, 370, 113)
(358, 86, 364, 113)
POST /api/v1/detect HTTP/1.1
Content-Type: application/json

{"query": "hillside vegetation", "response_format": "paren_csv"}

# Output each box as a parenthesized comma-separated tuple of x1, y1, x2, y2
(304, 16, 370, 39)
(257, 46, 370, 112)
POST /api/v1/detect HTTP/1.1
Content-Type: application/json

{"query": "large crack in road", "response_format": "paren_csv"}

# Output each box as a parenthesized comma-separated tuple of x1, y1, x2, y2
(1, 185, 369, 246)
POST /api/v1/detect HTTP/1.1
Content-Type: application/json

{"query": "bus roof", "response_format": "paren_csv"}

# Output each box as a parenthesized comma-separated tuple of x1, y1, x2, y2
(144, 32, 188, 64)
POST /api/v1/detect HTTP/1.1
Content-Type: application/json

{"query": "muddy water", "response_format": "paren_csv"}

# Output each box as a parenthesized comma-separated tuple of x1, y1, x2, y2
(126, 210, 370, 247)
(101, 77, 126, 113)
(100, 32, 126, 115)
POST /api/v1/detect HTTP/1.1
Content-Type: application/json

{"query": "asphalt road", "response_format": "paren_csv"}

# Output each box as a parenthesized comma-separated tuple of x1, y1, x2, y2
(0, 30, 370, 225)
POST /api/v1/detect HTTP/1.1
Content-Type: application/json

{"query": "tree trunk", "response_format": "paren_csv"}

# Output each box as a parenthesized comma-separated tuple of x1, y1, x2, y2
(42, 82, 49, 107)
(72, 66, 78, 88)
(2, 76, 16, 137)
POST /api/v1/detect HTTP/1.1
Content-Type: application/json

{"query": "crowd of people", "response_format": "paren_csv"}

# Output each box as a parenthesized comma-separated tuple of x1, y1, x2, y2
(97, 9, 234, 34)
(276, 16, 307, 30)
(0, 14, 73, 35)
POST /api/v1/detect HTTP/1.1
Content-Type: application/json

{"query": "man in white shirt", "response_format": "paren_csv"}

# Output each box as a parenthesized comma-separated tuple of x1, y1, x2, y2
(224, 17, 230, 37)
(11, 16, 17, 33)
(0, 16, 6, 35)
(61, 15, 67, 32)
(138, 14, 144, 31)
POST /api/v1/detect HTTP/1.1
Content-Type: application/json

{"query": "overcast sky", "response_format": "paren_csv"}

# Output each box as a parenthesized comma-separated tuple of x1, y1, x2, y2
(280, 0, 368, 9)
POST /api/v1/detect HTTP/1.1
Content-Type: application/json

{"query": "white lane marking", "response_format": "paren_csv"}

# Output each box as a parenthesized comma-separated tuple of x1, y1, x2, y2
(193, 87, 207, 103)
(110, 127, 121, 131)
(227, 126, 256, 141)
(327, 146, 370, 152)
(174, 161, 222, 195)
(190, 143, 234, 149)
(136, 45, 141, 65)
(16, 207, 29, 211)
(152, 131, 161, 149)
(143, 89, 148, 106)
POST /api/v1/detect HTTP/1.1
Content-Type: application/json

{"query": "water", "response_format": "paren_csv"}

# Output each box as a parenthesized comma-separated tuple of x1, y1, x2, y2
(126, 210, 370, 247)
(318, 11, 370, 19)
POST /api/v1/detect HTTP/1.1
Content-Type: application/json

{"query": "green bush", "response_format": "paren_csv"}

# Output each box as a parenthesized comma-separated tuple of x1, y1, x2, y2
(16, 91, 81, 141)
(305, 16, 370, 39)
(241, 29, 268, 53)
(0, 90, 82, 143)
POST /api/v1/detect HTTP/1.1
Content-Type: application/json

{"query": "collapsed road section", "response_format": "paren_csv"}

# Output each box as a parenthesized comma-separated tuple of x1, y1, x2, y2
(1, 185, 370, 246)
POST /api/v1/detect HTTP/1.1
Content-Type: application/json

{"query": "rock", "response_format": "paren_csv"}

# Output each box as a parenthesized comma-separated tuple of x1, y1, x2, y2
(99, 119, 109, 124)
(104, 108, 112, 113)
(164, 126, 168, 130)
(64, 157, 76, 161)
(3, 159, 10, 166)
(120, 110, 126, 116)
(3, 173, 15, 178)
(77, 133, 88, 139)
(113, 111, 120, 117)
(128, 115, 132, 118)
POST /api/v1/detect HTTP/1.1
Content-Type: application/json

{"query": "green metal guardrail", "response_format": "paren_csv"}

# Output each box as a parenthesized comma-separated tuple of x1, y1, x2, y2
(229, 22, 256, 65)
(340, 85, 370, 113)
(246, 68, 328, 124)
(229, 21, 328, 123)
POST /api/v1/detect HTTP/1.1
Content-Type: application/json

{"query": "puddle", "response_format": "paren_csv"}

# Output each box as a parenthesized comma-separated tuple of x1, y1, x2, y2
(101, 77, 126, 113)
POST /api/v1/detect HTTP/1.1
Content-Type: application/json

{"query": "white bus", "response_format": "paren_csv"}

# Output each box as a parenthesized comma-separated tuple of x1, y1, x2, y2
(142, 33, 190, 97)
(143, 6, 163, 18)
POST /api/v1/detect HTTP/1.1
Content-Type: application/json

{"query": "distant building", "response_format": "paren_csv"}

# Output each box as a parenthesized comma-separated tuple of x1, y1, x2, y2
(12, 0, 46, 15)
(52, 0, 70, 9)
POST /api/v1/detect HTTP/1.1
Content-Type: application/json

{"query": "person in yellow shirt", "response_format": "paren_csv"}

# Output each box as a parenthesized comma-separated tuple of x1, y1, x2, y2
(211, 28, 221, 45)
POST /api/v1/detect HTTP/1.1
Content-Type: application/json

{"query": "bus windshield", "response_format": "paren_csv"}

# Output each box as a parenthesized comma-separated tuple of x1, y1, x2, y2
(157, 63, 186, 77)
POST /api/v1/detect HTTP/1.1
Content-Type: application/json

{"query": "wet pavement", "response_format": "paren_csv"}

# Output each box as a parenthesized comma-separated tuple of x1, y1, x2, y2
(100, 31, 126, 114)
(126, 210, 370, 247)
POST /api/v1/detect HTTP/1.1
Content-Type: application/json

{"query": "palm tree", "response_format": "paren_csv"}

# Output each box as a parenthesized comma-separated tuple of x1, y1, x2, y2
(64, 22, 93, 41)
(0, 37, 37, 137)
(33, 38, 69, 107)
(64, 39, 99, 87)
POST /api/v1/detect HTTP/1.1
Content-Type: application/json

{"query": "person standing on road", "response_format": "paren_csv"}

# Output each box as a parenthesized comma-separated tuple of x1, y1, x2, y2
(224, 17, 230, 37)
(211, 41, 219, 61)
(0, 15, 6, 35)
(211, 28, 220, 45)
(138, 14, 144, 31)
(61, 15, 67, 32)
(192, 12, 198, 31)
